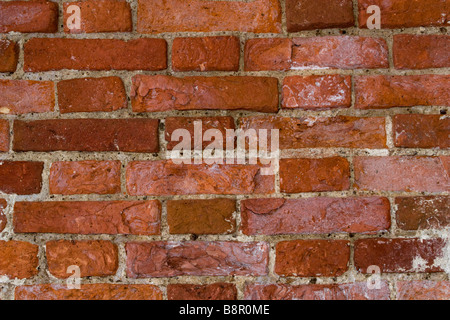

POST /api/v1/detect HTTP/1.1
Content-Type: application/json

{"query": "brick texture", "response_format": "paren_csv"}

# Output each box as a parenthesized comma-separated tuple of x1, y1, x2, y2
(0, 119, 9, 152)
(168, 283, 237, 300)
(0, 40, 19, 72)
(0, 199, 6, 233)
(0, 161, 43, 195)
(0, 241, 39, 279)
(0, 1, 58, 33)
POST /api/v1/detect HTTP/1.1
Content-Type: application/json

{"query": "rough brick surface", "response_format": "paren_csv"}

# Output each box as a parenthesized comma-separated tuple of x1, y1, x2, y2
(396, 196, 450, 231)
(14, 201, 161, 235)
(167, 199, 236, 235)
(241, 197, 390, 235)
(137, 0, 282, 33)
(126, 241, 269, 278)
(0, 1, 58, 33)
(0, 119, 9, 152)
(131, 75, 279, 113)
(0, 199, 6, 232)
(0, 80, 54, 115)
(14, 119, 159, 152)
(244, 38, 292, 71)
(275, 240, 350, 277)
(16, 284, 163, 300)
(172, 36, 240, 72)
(0, 161, 43, 195)
(0, 241, 39, 279)
(49, 161, 121, 195)
(280, 158, 350, 193)
(64, 0, 132, 33)
(168, 283, 237, 300)
(46, 240, 118, 278)
(0, 40, 19, 72)
(57, 77, 127, 113)
(286, 0, 354, 31)
(397, 281, 450, 300)
(24, 38, 167, 71)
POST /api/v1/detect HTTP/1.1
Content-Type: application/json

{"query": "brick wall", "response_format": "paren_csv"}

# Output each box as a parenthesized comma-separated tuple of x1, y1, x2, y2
(0, 0, 449, 300)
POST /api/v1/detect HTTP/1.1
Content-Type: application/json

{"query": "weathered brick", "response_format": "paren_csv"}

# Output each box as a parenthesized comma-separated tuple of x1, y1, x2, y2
(57, 77, 127, 113)
(49, 161, 121, 195)
(0, 161, 43, 195)
(14, 201, 161, 235)
(396, 196, 450, 231)
(0, 241, 39, 279)
(0, 40, 18, 72)
(167, 199, 236, 235)
(244, 38, 292, 71)
(275, 240, 350, 277)
(394, 35, 450, 69)
(393, 114, 449, 149)
(245, 281, 390, 300)
(280, 158, 350, 193)
(0, 80, 54, 115)
(24, 38, 167, 71)
(354, 156, 450, 192)
(0, 1, 58, 33)
(46, 240, 118, 278)
(126, 241, 269, 278)
(286, 0, 354, 32)
(239, 116, 387, 149)
(137, 0, 282, 33)
(172, 36, 240, 72)
(126, 160, 275, 196)
(241, 197, 390, 235)
(0, 119, 9, 152)
(168, 283, 237, 300)
(292, 36, 388, 69)
(165, 116, 235, 150)
(397, 281, 450, 300)
(0, 199, 6, 232)
(354, 238, 446, 273)
(282, 75, 352, 109)
(131, 75, 278, 113)
(16, 284, 162, 300)
(358, 0, 449, 28)
(14, 119, 159, 152)
(64, 0, 132, 33)
(355, 75, 450, 109)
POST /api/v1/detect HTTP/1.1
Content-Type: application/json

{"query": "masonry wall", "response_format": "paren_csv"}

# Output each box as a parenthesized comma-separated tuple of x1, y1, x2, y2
(0, 0, 449, 300)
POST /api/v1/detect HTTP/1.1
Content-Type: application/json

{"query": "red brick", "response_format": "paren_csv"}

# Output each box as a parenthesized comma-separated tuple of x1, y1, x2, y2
(126, 160, 274, 196)
(354, 156, 450, 192)
(292, 36, 388, 69)
(168, 283, 237, 300)
(358, 0, 449, 28)
(46, 240, 118, 278)
(245, 281, 390, 300)
(16, 284, 162, 300)
(355, 75, 450, 109)
(0, 80, 54, 115)
(275, 240, 350, 277)
(282, 75, 351, 109)
(394, 35, 450, 69)
(57, 77, 127, 113)
(0, 199, 6, 232)
(137, 0, 282, 33)
(393, 114, 449, 149)
(49, 161, 121, 195)
(126, 241, 269, 278)
(244, 38, 292, 71)
(165, 116, 235, 150)
(241, 197, 390, 235)
(64, 0, 132, 33)
(286, 0, 354, 31)
(280, 158, 350, 193)
(0, 1, 58, 33)
(13, 119, 159, 152)
(0, 161, 43, 195)
(14, 200, 161, 235)
(396, 196, 450, 231)
(167, 199, 236, 235)
(172, 36, 240, 72)
(0, 241, 39, 279)
(354, 238, 446, 273)
(131, 75, 278, 113)
(24, 38, 167, 71)
(397, 281, 450, 300)
(0, 120, 9, 152)
(0, 40, 18, 72)
(240, 116, 387, 149)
